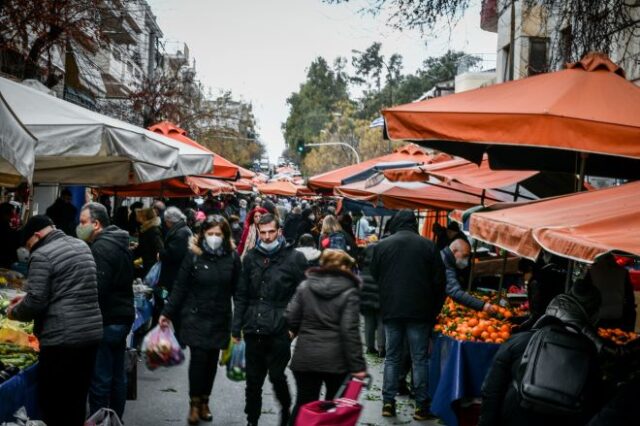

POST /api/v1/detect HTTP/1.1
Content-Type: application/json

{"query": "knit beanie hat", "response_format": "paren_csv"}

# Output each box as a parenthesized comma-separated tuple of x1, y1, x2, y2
(22, 215, 54, 245)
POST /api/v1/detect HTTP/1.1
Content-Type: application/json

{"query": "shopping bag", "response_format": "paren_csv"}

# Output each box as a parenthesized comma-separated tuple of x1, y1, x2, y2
(295, 376, 370, 426)
(141, 325, 185, 370)
(144, 262, 161, 288)
(84, 408, 123, 426)
(0, 407, 45, 426)
(226, 340, 246, 381)
(219, 337, 233, 367)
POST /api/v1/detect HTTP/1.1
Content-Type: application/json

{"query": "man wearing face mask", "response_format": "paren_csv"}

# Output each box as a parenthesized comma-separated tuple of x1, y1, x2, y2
(441, 239, 496, 313)
(8, 215, 103, 426)
(232, 213, 308, 426)
(77, 202, 135, 420)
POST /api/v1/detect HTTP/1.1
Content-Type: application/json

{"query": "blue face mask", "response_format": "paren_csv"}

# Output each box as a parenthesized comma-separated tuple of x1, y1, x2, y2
(260, 239, 280, 252)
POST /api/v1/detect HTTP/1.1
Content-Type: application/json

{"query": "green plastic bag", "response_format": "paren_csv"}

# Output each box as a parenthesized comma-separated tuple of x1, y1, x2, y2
(226, 340, 246, 382)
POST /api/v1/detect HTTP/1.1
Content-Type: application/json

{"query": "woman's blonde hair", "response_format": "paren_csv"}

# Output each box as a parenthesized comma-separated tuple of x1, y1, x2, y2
(135, 207, 157, 223)
(320, 249, 356, 270)
(321, 215, 342, 235)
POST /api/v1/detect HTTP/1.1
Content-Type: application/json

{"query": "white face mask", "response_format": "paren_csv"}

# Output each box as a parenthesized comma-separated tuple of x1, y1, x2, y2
(205, 235, 223, 250)
(456, 256, 469, 270)
(260, 239, 280, 252)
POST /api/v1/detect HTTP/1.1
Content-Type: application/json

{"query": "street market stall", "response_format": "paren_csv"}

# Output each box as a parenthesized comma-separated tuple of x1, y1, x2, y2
(382, 53, 640, 180)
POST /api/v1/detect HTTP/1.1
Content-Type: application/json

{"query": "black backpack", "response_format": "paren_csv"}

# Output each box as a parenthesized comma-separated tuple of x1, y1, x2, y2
(516, 318, 600, 415)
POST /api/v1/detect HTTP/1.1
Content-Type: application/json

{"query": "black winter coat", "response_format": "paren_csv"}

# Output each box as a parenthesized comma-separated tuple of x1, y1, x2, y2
(286, 267, 366, 375)
(11, 230, 103, 346)
(359, 244, 380, 315)
(90, 226, 135, 326)
(135, 218, 164, 276)
(283, 213, 302, 243)
(232, 240, 308, 338)
(371, 210, 445, 323)
(163, 240, 241, 350)
(158, 220, 192, 291)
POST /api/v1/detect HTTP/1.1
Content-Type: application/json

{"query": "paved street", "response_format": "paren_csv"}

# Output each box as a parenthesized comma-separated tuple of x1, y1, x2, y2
(126, 344, 440, 426)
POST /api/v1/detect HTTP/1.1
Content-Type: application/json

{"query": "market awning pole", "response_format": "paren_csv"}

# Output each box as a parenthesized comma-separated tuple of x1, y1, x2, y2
(468, 238, 478, 291)
(480, 189, 486, 207)
(498, 250, 508, 292)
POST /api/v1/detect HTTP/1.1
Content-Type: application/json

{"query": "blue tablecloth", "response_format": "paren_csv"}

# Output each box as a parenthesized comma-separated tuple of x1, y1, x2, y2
(428, 335, 500, 426)
(0, 364, 40, 422)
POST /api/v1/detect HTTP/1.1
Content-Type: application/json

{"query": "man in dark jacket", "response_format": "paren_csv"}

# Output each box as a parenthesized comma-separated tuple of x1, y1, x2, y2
(8, 215, 103, 426)
(159, 207, 193, 293)
(77, 202, 135, 420)
(441, 239, 496, 312)
(232, 214, 308, 426)
(371, 209, 446, 421)
(295, 208, 315, 242)
(45, 188, 78, 236)
(360, 243, 385, 355)
(283, 206, 302, 243)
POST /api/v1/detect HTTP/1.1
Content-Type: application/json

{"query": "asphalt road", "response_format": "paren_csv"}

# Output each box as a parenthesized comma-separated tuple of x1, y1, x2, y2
(125, 338, 441, 426)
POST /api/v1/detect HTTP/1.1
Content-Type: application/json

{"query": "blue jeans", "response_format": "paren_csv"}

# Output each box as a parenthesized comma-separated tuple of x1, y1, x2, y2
(89, 324, 131, 419)
(382, 320, 432, 405)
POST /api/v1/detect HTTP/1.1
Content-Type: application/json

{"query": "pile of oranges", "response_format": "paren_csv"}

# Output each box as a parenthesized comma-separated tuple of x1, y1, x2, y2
(435, 296, 521, 344)
(598, 328, 639, 345)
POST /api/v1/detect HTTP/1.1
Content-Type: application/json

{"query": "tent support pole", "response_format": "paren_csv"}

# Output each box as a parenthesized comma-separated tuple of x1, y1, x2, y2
(468, 239, 479, 291)
(578, 154, 587, 192)
(480, 189, 486, 207)
(498, 250, 508, 292)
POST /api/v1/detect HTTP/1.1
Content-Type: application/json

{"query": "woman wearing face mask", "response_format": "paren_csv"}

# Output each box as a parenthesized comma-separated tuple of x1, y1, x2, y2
(159, 215, 241, 425)
(237, 207, 268, 258)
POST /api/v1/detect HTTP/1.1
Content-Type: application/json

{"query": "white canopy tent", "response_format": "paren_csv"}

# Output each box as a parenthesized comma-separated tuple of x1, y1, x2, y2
(0, 77, 213, 186)
(0, 90, 36, 186)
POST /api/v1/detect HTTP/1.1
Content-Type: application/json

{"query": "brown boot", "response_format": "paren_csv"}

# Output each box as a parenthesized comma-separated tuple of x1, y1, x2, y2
(188, 397, 201, 425)
(199, 396, 213, 422)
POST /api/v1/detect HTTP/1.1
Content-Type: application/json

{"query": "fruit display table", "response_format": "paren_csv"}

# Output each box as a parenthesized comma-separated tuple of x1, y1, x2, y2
(428, 335, 500, 426)
(0, 364, 39, 422)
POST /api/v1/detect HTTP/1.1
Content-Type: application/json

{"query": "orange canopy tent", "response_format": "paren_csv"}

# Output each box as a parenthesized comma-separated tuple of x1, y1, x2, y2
(308, 143, 451, 192)
(101, 175, 234, 198)
(257, 181, 315, 197)
(468, 181, 640, 263)
(382, 53, 640, 179)
(384, 156, 538, 190)
(335, 174, 512, 211)
(238, 166, 256, 179)
(149, 122, 239, 179)
(233, 178, 255, 192)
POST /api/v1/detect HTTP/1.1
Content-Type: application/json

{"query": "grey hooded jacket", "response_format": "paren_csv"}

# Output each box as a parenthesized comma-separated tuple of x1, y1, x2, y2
(12, 229, 103, 346)
(286, 267, 366, 374)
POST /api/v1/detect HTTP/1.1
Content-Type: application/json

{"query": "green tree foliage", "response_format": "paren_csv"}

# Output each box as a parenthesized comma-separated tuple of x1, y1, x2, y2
(283, 57, 349, 153)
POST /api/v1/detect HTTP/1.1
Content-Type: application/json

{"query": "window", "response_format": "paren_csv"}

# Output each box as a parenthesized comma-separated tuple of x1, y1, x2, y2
(528, 37, 548, 76)
(560, 26, 573, 65)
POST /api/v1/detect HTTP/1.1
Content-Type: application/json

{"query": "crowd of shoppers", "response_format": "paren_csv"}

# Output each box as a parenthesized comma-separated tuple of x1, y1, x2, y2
(2, 189, 637, 426)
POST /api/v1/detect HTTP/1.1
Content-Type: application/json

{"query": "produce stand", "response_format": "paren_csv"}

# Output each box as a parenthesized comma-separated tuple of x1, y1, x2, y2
(0, 364, 39, 422)
(428, 335, 499, 426)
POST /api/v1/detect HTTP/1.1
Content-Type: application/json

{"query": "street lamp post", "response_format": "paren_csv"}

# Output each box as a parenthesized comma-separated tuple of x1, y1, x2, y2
(305, 142, 360, 163)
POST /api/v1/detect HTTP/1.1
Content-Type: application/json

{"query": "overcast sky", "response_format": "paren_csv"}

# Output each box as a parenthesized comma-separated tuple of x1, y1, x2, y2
(147, 0, 496, 162)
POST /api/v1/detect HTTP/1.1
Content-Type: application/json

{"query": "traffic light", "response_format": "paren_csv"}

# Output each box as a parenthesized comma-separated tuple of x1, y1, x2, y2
(297, 145, 305, 153)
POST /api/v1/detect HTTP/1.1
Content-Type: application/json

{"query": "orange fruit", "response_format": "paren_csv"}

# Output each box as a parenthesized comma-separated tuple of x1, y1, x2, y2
(487, 326, 497, 334)
(500, 324, 510, 332)
(471, 327, 482, 338)
(484, 338, 494, 343)
(495, 338, 505, 344)
(468, 318, 479, 327)
(490, 332, 499, 340)
(480, 331, 489, 339)
(499, 331, 510, 340)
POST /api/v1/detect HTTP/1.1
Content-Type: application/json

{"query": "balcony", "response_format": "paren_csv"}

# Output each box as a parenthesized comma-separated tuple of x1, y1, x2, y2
(481, 0, 498, 33)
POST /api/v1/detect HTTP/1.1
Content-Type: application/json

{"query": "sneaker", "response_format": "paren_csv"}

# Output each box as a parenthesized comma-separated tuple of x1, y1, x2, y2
(382, 401, 396, 417)
(413, 406, 436, 421)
